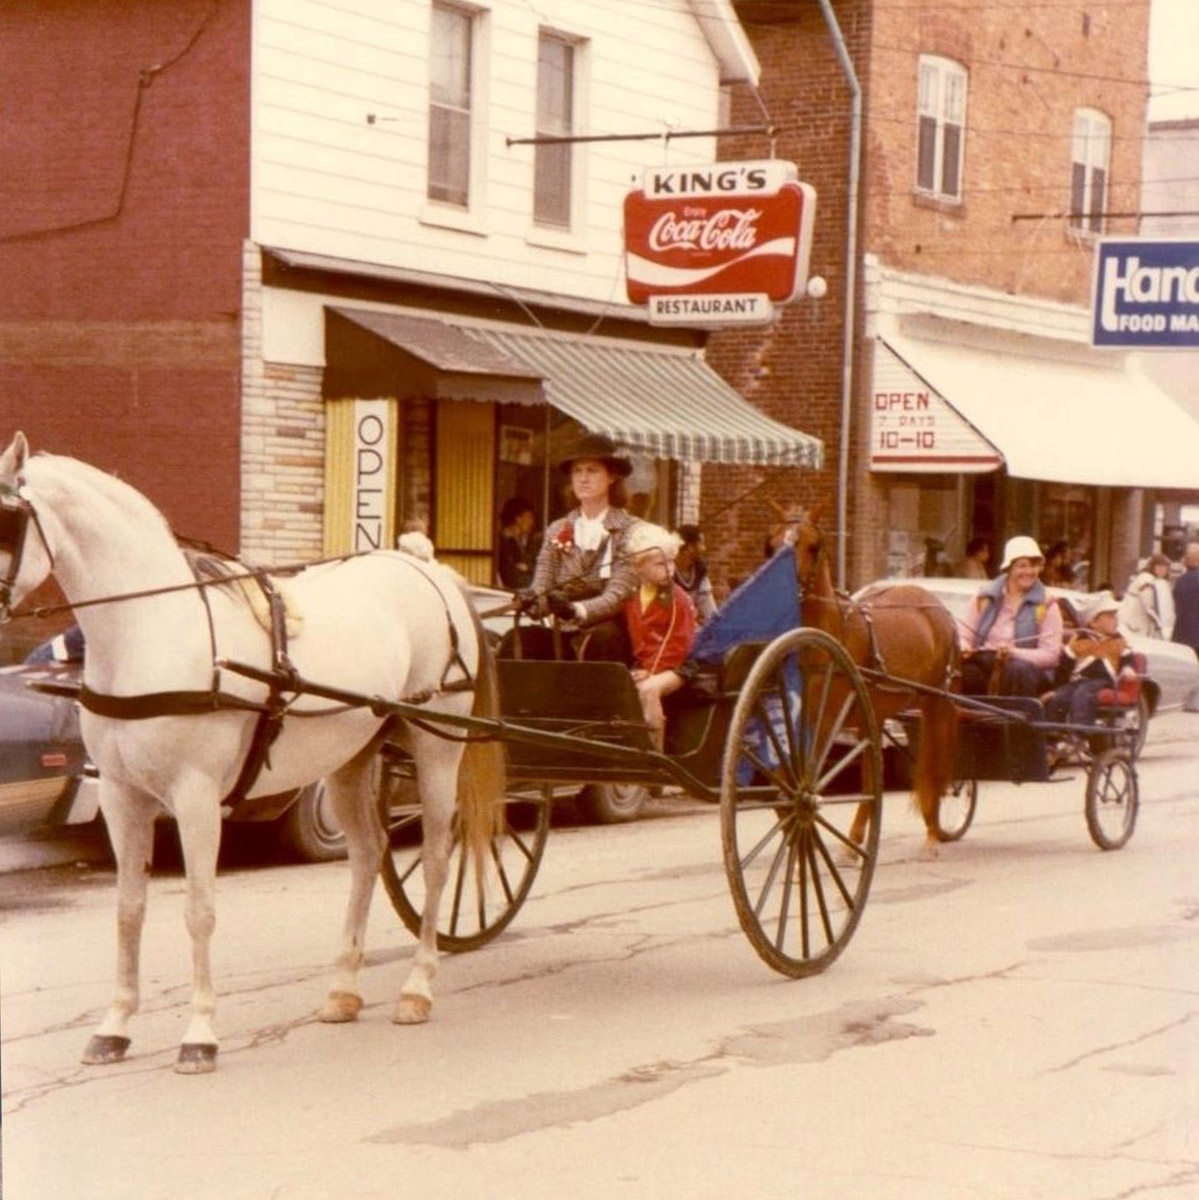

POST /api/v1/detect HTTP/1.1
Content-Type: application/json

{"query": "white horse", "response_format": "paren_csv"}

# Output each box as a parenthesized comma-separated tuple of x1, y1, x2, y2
(0, 432, 505, 1073)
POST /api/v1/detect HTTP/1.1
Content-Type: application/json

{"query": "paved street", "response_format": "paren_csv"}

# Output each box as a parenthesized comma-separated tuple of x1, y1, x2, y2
(2, 714, 1198, 1200)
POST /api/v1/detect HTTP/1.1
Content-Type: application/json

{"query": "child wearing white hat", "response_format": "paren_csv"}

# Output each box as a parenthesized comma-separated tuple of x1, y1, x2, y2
(1042, 591, 1137, 730)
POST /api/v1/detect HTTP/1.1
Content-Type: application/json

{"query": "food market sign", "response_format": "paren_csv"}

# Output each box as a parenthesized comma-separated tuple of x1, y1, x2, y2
(624, 160, 816, 326)
(1092, 239, 1199, 348)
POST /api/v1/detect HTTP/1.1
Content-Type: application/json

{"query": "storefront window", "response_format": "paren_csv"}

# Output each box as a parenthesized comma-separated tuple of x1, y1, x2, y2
(1039, 483, 1094, 589)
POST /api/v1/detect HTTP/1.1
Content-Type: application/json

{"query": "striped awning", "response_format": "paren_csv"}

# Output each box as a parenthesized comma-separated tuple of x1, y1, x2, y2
(471, 327, 823, 468)
(325, 306, 823, 468)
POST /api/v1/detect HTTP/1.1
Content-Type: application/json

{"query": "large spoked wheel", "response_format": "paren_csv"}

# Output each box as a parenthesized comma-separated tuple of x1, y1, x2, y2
(721, 628, 882, 978)
(1084, 748, 1139, 850)
(935, 776, 978, 842)
(376, 751, 551, 951)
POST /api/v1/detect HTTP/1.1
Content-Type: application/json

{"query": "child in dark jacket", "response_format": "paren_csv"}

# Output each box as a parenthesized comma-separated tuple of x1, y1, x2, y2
(1042, 591, 1136, 729)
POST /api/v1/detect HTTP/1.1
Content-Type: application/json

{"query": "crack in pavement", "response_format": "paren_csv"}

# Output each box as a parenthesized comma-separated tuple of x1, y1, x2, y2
(1041, 1009, 1199, 1075)
(367, 993, 934, 1147)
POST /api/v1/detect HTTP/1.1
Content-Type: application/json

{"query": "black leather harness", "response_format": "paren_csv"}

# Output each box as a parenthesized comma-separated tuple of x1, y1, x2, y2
(76, 557, 477, 809)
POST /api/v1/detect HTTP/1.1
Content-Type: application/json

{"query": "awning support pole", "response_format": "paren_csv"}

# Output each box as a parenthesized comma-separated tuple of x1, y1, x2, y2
(816, 0, 861, 591)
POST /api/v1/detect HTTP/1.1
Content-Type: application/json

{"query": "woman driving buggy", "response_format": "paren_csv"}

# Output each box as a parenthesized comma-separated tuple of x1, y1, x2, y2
(513, 433, 640, 661)
(959, 535, 1064, 696)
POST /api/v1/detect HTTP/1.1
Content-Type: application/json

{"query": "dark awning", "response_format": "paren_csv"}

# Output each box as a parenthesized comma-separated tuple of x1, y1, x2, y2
(325, 306, 823, 468)
(323, 308, 544, 405)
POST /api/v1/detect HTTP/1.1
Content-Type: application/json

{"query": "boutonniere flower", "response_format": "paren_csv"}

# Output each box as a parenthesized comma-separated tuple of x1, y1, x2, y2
(554, 525, 574, 553)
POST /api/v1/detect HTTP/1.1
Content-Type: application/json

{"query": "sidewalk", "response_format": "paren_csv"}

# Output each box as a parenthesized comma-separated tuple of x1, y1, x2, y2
(0, 821, 111, 875)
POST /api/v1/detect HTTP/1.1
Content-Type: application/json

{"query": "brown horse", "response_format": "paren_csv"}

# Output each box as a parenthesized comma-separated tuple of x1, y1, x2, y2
(790, 509, 961, 857)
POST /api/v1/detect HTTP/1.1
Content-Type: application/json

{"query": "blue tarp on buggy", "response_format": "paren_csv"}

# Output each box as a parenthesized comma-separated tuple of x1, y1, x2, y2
(689, 545, 800, 663)
(686, 546, 801, 783)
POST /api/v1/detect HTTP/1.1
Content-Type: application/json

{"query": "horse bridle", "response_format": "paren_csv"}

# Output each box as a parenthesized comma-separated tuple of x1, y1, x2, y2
(0, 479, 51, 623)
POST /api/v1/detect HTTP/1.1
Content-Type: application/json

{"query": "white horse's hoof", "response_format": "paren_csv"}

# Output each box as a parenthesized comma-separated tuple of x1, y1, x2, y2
(82, 1034, 131, 1065)
(320, 991, 363, 1023)
(917, 838, 942, 862)
(393, 994, 432, 1025)
(175, 1043, 218, 1074)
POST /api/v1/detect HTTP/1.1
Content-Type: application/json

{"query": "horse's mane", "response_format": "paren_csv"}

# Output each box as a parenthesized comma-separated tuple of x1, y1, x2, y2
(30, 451, 175, 544)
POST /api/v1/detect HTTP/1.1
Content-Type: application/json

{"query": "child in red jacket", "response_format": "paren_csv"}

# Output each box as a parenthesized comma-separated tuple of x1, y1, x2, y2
(623, 522, 697, 749)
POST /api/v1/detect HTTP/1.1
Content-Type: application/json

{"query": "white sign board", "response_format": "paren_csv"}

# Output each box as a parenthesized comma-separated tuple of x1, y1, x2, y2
(351, 399, 392, 551)
(869, 344, 1001, 473)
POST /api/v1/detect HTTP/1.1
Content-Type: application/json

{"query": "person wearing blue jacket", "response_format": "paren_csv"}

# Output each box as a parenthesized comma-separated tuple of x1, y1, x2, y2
(959, 535, 1064, 696)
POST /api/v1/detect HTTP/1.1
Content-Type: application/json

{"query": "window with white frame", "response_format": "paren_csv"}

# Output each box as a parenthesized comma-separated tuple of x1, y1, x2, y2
(916, 55, 967, 201)
(428, 4, 473, 207)
(1070, 108, 1110, 234)
(534, 32, 575, 228)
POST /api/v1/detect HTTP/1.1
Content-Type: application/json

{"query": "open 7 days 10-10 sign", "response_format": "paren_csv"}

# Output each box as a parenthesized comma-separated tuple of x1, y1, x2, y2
(623, 160, 816, 327)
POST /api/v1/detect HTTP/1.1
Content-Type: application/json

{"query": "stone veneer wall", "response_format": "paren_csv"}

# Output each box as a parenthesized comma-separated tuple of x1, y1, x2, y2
(240, 241, 326, 566)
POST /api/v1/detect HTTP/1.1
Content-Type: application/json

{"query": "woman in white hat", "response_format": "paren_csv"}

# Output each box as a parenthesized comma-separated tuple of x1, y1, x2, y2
(959, 534, 1064, 696)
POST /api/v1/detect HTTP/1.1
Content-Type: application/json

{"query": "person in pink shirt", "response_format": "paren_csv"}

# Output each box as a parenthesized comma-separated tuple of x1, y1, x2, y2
(960, 535, 1064, 696)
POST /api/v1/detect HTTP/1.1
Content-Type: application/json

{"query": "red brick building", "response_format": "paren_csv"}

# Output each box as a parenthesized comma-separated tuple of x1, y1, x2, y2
(0, 1, 249, 553)
(708, 0, 1199, 593)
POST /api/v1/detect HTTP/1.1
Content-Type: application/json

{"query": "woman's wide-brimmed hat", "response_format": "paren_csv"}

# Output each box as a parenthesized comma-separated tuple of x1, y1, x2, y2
(556, 433, 632, 478)
(1000, 534, 1043, 571)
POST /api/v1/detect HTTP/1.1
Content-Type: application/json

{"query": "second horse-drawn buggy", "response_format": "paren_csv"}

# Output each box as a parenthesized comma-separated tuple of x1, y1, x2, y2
(0, 433, 1142, 1073)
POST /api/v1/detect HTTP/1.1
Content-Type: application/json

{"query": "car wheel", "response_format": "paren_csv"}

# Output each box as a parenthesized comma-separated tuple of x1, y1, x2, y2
(578, 782, 648, 824)
(276, 779, 347, 862)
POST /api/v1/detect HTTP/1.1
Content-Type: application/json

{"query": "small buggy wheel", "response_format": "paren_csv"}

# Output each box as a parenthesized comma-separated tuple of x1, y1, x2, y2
(1125, 695, 1149, 761)
(376, 750, 551, 951)
(1084, 748, 1139, 850)
(936, 776, 977, 842)
(721, 628, 882, 978)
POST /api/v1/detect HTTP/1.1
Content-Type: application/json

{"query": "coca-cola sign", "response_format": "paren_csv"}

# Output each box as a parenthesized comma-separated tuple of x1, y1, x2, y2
(624, 160, 816, 325)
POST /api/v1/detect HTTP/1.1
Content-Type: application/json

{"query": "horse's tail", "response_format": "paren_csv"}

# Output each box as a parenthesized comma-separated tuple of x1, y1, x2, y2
(456, 601, 506, 868)
(912, 616, 961, 837)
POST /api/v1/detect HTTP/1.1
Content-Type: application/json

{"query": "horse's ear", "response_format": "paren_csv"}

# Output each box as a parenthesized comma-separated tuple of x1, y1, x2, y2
(0, 431, 28, 476)
(808, 503, 826, 528)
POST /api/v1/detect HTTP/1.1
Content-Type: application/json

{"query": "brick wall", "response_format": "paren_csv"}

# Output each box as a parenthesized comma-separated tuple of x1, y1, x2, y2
(866, 0, 1146, 300)
(239, 244, 326, 565)
(0, 0, 250, 551)
(704, 1, 870, 594)
(705, 0, 1149, 593)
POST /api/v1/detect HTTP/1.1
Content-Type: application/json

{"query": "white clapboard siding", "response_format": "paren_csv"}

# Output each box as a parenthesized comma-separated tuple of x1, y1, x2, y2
(252, 0, 732, 303)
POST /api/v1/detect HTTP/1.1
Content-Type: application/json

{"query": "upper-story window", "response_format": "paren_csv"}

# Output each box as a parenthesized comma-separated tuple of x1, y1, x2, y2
(1070, 108, 1110, 235)
(534, 32, 575, 228)
(428, 4, 473, 207)
(916, 55, 967, 202)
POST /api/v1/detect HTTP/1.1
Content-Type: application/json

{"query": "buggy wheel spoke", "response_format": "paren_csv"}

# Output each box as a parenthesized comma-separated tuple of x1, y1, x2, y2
(752, 826, 792, 922)
(773, 831, 800, 952)
(748, 687, 800, 793)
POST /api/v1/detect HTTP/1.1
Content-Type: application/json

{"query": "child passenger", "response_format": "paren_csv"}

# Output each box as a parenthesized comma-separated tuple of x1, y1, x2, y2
(1042, 591, 1137, 730)
(623, 522, 697, 750)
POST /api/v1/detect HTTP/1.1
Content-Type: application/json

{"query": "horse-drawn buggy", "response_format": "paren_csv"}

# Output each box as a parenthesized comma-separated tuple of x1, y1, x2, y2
(0, 432, 1142, 1075)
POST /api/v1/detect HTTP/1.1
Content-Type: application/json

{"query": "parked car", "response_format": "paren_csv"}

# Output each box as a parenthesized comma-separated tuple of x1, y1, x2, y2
(0, 657, 94, 838)
(0, 582, 556, 860)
